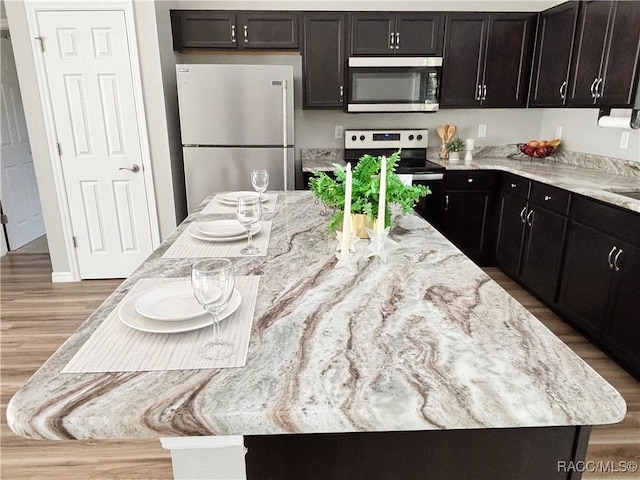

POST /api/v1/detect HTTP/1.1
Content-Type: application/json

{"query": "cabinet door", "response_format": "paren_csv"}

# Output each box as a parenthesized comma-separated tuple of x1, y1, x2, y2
(395, 13, 444, 55)
(604, 242, 640, 376)
(443, 190, 493, 265)
(173, 11, 237, 49)
(567, 1, 614, 106)
(599, 1, 640, 106)
(350, 12, 396, 55)
(440, 14, 487, 107)
(558, 222, 616, 339)
(482, 13, 536, 107)
(240, 12, 299, 49)
(303, 13, 346, 109)
(519, 206, 567, 304)
(495, 192, 527, 278)
(529, 2, 579, 107)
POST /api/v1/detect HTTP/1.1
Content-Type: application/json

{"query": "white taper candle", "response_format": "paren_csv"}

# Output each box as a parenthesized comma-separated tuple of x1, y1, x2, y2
(377, 156, 387, 235)
(340, 163, 352, 255)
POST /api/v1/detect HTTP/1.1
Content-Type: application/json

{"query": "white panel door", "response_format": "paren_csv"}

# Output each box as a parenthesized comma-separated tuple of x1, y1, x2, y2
(1, 34, 45, 250)
(36, 10, 154, 278)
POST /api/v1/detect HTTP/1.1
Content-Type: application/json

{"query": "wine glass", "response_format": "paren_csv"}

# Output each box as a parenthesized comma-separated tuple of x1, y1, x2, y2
(237, 196, 262, 256)
(250, 170, 269, 202)
(191, 258, 235, 360)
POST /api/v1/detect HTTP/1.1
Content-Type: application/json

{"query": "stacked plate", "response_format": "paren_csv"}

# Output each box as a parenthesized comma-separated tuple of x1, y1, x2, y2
(118, 280, 242, 333)
(189, 220, 261, 242)
(214, 191, 268, 206)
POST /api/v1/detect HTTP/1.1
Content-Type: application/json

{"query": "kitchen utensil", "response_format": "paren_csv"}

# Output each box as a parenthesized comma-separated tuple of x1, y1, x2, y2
(446, 124, 456, 142)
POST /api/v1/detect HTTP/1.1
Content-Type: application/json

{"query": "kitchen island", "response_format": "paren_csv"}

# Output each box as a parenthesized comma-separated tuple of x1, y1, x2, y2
(7, 192, 626, 479)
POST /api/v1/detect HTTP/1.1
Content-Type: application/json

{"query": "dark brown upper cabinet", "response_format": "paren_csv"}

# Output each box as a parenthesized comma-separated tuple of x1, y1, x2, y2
(350, 12, 444, 56)
(440, 13, 536, 108)
(171, 11, 299, 50)
(303, 13, 346, 109)
(568, 1, 640, 107)
(529, 2, 580, 107)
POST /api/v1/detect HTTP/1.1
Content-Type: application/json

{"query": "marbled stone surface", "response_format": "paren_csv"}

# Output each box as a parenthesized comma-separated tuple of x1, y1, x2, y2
(301, 149, 640, 213)
(7, 193, 626, 441)
(301, 148, 345, 172)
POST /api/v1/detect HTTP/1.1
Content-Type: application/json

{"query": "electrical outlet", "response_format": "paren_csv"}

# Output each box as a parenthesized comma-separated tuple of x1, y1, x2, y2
(555, 125, 563, 139)
(619, 131, 630, 149)
(334, 125, 343, 139)
(478, 124, 487, 138)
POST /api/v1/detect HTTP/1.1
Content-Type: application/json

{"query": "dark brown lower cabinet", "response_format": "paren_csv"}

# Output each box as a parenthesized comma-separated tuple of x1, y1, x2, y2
(558, 195, 640, 379)
(495, 192, 527, 278)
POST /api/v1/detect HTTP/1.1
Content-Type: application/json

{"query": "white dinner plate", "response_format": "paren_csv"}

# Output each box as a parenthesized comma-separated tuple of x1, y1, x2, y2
(119, 287, 242, 334)
(135, 281, 206, 321)
(197, 220, 246, 238)
(215, 191, 268, 206)
(188, 223, 261, 242)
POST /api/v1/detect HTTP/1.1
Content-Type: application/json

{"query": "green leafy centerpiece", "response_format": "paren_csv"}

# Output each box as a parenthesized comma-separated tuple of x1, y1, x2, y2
(309, 150, 430, 234)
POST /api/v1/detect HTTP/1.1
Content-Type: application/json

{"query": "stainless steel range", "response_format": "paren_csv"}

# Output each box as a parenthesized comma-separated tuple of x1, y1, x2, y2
(344, 129, 445, 229)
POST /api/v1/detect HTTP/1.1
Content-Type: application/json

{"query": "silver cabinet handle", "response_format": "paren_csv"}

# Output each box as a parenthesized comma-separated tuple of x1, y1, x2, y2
(339, 85, 343, 102)
(231, 25, 236, 43)
(560, 81, 567, 100)
(595, 78, 603, 99)
(467, 178, 474, 183)
(244, 25, 248, 43)
(119, 164, 140, 173)
(544, 195, 552, 201)
(389, 31, 395, 49)
(476, 84, 482, 101)
(395, 32, 400, 50)
(526, 209, 534, 226)
(445, 194, 449, 211)
(613, 248, 623, 272)
(482, 84, 487, 101)
(511, 183, 517, 188)
(607, 246, 617, 268)
(520, 206, 527, 223)
(590, 78, 598, 98)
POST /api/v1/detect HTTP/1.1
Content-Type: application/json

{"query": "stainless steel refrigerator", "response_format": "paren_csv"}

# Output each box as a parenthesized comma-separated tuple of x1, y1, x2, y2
(176, 64, 295, 212)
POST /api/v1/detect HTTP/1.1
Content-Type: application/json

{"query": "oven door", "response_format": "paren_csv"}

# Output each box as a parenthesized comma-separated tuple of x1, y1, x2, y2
(347, 57, 441, 112)
(412, 172, 445, 230)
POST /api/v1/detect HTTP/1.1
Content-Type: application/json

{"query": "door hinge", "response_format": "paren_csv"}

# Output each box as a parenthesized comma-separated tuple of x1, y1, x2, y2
(1, 214, 8, 224)
(72, 236, 78, 248)
(56, 143, 62, 156)
(35, 36, 45, 52)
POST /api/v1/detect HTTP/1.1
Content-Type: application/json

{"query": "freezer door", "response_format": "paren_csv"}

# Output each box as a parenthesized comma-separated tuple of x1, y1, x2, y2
(183, 147, 295, 212)
(177, 64, 294, 146)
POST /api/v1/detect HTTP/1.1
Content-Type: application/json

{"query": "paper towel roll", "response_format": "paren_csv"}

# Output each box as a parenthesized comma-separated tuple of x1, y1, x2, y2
(465, 138, 475, 150)
(598, 116, 632, 129)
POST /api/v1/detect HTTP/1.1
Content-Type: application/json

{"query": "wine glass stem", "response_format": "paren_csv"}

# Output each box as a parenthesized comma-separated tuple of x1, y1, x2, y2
(211, 311, 220, 345)
(246, 227, 254, 251)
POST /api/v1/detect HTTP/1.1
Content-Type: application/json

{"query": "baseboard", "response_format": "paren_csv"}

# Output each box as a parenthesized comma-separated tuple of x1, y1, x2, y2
(51, 271, 79, 283)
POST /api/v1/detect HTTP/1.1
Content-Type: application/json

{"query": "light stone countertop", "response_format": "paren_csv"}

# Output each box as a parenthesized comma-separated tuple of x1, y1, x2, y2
(7, 192, 626, 441)
(301, 148, 640, 214)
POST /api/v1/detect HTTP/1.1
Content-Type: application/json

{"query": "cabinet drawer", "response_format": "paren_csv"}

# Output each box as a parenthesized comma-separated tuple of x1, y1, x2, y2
(529, 182, 571, 215)
(446, 171, 497, 190)
(571, 195, 640, 247)
(500, 173, 531, 199)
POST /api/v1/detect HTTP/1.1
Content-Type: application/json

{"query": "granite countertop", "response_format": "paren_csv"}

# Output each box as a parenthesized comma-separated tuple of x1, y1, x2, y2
(7, 192, 625, 441)
(301, 148, 640, 214)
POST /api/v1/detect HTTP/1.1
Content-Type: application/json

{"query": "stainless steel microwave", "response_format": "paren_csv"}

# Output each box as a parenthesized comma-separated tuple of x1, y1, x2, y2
(347, 57, 442, 113)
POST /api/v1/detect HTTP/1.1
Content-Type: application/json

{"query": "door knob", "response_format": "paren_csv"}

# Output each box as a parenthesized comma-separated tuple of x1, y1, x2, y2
(119, 164, 140, 173)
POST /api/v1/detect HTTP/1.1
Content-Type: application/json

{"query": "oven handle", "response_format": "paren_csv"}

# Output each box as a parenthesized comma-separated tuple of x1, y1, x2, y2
(412, 173, 444, 181)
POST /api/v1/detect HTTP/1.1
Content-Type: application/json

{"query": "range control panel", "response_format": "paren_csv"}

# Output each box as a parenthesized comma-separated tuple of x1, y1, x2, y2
(344, 129, 429, 150)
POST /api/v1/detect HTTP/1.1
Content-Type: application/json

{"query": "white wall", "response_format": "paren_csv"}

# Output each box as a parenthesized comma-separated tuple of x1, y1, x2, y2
(540, 108, 640, 163)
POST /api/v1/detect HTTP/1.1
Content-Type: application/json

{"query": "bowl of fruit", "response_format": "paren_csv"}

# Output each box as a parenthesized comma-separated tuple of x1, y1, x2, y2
(517, 138, 561, 159)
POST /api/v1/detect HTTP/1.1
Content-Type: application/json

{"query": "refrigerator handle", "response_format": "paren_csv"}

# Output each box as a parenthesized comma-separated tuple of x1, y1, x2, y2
(282, 79, 288, 191)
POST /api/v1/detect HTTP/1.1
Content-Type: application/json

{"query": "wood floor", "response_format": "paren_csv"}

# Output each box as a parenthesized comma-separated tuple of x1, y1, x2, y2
(1, 254, 638, 479)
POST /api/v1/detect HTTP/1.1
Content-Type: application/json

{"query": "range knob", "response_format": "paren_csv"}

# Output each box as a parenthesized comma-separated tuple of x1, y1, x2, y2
(408, 135, 415, 140)
(416, 134, 423, 141)
(359, 135, 365, 141)
(351, 135, 357, 141)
